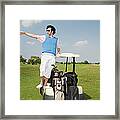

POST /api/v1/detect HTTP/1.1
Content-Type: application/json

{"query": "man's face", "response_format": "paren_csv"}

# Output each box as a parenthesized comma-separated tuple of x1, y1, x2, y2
(46, 28, 53, 36)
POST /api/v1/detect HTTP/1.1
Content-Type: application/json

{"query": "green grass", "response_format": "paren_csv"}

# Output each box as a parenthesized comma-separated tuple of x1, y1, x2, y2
(20, 64, 42, 100)
(20, 63, 100, 100)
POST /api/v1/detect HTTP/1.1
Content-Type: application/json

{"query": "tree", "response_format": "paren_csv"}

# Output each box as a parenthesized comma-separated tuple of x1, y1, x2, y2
(36, 58, 41, 64)
(28, 56, 41, 65)
(28, 59, 33, 64)
(20, 55, 27, 64)
(84, 60, 89, 64)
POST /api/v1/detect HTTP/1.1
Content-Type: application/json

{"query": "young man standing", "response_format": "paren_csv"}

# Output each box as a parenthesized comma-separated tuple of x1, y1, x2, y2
(20, 25, 61, 92)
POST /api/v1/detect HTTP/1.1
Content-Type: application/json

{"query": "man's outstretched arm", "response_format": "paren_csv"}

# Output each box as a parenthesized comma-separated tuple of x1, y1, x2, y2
(20, 31, 45, 42)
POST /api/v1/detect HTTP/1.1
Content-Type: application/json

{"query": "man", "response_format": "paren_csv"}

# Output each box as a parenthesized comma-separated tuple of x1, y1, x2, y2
(20, 25, 61, 92)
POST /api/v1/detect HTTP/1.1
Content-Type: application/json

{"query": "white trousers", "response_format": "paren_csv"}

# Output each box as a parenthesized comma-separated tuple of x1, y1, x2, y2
(40, 53, 55, 78)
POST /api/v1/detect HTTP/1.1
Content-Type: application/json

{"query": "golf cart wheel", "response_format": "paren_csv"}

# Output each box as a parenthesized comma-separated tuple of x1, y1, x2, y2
(73, 87, 79, 100)
(43, 94, 45, 100)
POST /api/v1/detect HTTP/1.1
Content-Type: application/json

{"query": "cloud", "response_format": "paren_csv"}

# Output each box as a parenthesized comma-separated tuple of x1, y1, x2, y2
(26, 41, 35, 45)
(73, 40, 88, 47)
(21, 20, 43, 27)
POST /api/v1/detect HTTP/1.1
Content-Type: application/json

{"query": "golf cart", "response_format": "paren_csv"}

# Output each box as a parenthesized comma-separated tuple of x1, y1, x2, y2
(40, 53, 83, 100)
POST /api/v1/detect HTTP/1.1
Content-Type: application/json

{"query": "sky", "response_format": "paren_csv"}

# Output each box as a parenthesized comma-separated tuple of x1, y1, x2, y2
(20, 20, 100, 63)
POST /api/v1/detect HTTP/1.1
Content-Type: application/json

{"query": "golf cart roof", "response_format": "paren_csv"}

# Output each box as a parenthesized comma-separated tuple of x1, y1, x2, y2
(59, 53, 80, 58)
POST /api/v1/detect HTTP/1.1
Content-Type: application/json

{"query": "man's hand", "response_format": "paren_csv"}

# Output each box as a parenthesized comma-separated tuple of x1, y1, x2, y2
(56, 53, 61, 57)
(20, 31, 25, 35)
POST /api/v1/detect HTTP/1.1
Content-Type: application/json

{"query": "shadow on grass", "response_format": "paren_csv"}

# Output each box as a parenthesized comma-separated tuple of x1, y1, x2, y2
(80, 93, 92, 100)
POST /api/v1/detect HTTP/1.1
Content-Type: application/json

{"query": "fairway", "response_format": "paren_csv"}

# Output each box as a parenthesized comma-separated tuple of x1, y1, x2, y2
(20, 63, 100, 100)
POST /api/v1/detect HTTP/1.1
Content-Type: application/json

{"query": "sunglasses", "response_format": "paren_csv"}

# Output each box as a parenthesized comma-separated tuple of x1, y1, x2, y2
(46, 29, 51, 32)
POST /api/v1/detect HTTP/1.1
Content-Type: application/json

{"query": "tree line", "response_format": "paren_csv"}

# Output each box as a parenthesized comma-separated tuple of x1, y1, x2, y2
(20, 55, 41, 65)
(20, 55, 100, 65)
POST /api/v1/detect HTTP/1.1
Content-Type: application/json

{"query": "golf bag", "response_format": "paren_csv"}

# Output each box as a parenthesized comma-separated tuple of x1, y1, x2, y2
(48, 66, 79, 100)
(48, 66, 65, 100)
(63, 72, 79, 100)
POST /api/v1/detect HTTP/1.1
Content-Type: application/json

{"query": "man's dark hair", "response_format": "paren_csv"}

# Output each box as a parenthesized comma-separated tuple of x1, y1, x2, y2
(46, 25, 56, 35)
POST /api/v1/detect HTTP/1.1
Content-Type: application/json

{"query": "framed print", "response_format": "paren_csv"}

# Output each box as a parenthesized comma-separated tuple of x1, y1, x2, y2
(0, 0, 119, 119)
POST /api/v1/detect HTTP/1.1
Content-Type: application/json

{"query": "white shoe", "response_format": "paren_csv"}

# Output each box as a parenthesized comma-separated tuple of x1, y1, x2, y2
(36, 84, 43, 89)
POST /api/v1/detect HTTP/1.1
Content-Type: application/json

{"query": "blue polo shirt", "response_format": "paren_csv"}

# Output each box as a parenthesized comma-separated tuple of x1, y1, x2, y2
(42, 35, 58, 56)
